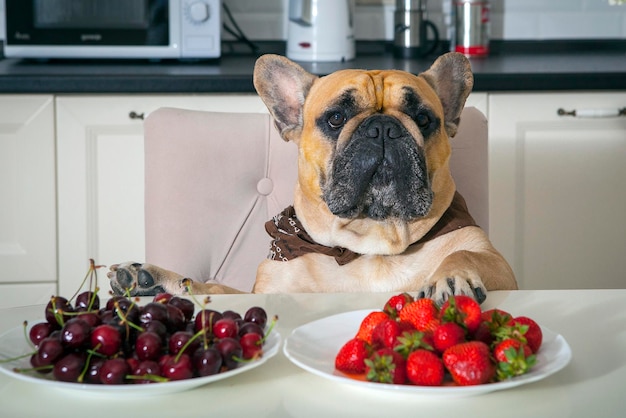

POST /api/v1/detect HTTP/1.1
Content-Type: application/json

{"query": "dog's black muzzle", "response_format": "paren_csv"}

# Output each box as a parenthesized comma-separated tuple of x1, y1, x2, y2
(323, 114, 433, 221)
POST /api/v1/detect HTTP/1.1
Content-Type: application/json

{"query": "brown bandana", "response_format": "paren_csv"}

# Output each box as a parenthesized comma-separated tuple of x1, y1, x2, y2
(264, 191, 478, 265)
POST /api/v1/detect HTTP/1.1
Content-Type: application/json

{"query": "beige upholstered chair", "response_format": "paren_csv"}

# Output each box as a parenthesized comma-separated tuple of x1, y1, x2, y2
(143, 107, 488, 292)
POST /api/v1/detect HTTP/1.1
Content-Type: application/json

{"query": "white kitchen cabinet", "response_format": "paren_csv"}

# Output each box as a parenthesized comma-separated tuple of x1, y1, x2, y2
(488, 92, 626, 290)
(55, 94, 267, 295)
(0, 95, 57, 308)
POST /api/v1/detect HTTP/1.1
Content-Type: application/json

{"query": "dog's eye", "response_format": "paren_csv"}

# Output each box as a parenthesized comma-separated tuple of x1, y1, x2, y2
(416, 113, 431, 129)
(327, 112, 347, 130)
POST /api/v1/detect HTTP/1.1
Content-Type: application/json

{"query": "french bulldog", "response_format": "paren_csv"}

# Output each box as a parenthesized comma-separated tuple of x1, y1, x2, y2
(108, 52, 517, 304)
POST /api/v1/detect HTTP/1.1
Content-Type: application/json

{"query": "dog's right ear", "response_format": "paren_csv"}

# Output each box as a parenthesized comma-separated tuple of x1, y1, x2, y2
(253, 54, 318, 142)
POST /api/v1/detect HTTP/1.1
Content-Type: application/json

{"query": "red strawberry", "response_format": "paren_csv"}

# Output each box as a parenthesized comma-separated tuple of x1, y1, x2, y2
(432, 322, 466, 353)
(442, 341, 495, 386)
(365, 347, 406, 384)
(481, 308, 513, 325)
(383, 293, 414, 318)
(405, 349, 444, 386)
(371, 318, 403, 349)
(493, 338, 532, 363)
(355, 311, 389, 344)
(439, 295, 482, 334)
(493, 338, 536, 380)
(394, 330, 434, 358)
(508, 316, 543, 353)
(398, 298, 440, 334)
(335, 337, 370, 374)
(474, 308, 513, 345)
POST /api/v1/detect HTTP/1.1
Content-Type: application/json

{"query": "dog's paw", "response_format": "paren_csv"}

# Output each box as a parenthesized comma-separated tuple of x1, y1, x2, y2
(417, 276, 487, 306)
(107, 262, 167, 297)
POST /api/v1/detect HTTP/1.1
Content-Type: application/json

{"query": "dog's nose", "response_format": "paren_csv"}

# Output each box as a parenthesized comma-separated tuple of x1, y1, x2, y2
(363, 115, 405, 141)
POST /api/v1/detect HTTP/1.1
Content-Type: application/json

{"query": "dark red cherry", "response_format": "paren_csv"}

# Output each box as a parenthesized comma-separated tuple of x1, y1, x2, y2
(36, 337, 65, 366)
(60, 318, 91, 349)
(194, 309, 223, 333)
(143, 320, 168, 341)
(133, 360, 161, 384)
(238, 322, 264, 338)
(160, 354, 193, 381)
(168, 331, 199, 356)
(76, 311, 101, 328)
(168, 297, 195, 321)
(29, 353, 51, 374)
(75, 291, 100, 311)
(153, 292, 173, 304)
(53, 352, 86, 382)
(139, 302, 168, 325)
(90, 324, 122, 356)
(239, 333, 263, 360)
(222, 310, 242, 321)
(100, 358, 130, 385)
(212, 318, 239, 339)
(135, 331, 162, 361)
(45, 296, 73, 327)
(105, 296, 127, 311)
(165, 304, 186, 332)
(215, 337, 243, 370)
(192, 346, 222, 377)
(29, 322, 56, 347)
(111, 298, 140, 324)
(244, 307, 268, 329)
(85, 357, 106, 384)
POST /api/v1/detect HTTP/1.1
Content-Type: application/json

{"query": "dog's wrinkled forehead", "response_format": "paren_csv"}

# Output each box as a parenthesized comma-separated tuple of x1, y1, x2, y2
(309, 69, 442, 112)
(306, 70, 443, 140)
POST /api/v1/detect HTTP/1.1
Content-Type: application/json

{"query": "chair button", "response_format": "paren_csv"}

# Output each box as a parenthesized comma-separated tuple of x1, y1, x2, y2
(257, 178, 274, 195)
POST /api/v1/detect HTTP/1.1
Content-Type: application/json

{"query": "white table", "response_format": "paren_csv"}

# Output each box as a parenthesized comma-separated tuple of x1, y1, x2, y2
(0, 290, 624, 418)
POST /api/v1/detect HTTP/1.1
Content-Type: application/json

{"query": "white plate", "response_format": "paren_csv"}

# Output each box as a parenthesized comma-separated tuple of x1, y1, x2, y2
(284, 309, 571, 398)
(0, 322, 280, 397)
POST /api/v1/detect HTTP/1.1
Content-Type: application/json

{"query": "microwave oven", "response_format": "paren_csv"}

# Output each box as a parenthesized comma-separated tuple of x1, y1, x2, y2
(3, 0, 221, 59)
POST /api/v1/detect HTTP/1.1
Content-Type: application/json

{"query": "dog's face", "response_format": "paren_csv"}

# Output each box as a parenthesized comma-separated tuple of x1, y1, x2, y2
(254, 53, 473, 255)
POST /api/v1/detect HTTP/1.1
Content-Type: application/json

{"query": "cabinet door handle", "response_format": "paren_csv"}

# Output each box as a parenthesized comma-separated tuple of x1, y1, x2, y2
(557, 107, 626, 118)
(128, 111, 145, 120)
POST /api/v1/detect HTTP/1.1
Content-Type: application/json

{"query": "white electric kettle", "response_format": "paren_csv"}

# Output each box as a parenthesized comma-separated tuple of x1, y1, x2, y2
(287, 0, 355, 62)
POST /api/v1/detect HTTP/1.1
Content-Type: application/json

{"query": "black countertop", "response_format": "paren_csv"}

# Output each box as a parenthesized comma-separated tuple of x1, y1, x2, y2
(1, 41, 625, 94)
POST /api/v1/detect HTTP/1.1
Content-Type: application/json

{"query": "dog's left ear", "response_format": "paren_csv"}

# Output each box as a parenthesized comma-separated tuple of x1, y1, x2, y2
(421, 52, 474, 137)
(253, 54, 318, 142)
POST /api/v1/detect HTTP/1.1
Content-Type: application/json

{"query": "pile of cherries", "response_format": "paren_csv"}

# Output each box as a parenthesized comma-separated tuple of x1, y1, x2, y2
(23, 290, 272, 385)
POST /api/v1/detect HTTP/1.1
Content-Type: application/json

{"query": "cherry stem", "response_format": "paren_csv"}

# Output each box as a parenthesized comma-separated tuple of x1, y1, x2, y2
(182, 282, 215, 351)
(77, 343, 102, 383)
(14, 364, 53, 374)
(68, 258, 104, 303)
(87, 287, 100, 311)
(174, 329, 206, 363)
(48, 296, 66, 327)
(182, 278, 209, 309)
(22, 320, 36, 351)
(0, 351, 36, 364)
(126, 374, 169, 383)
(114, 300, 144, 334)
(260, 315, 279, 345)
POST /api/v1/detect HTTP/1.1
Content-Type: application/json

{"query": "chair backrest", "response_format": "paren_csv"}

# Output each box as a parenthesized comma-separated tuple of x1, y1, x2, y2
(449, 107, 489, 234)
(144, 106, 488, 292)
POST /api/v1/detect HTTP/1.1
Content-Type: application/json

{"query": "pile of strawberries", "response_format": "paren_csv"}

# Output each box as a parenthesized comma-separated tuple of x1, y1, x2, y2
(334, 293, 543, 386)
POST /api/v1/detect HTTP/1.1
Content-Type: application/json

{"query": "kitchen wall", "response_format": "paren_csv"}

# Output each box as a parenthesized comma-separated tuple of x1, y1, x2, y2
(223, 0, 626, 41)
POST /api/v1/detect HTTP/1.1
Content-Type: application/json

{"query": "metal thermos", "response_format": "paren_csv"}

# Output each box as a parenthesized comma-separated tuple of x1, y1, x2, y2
(393, 0, 439, 58)
(454, 0, 490, 57)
